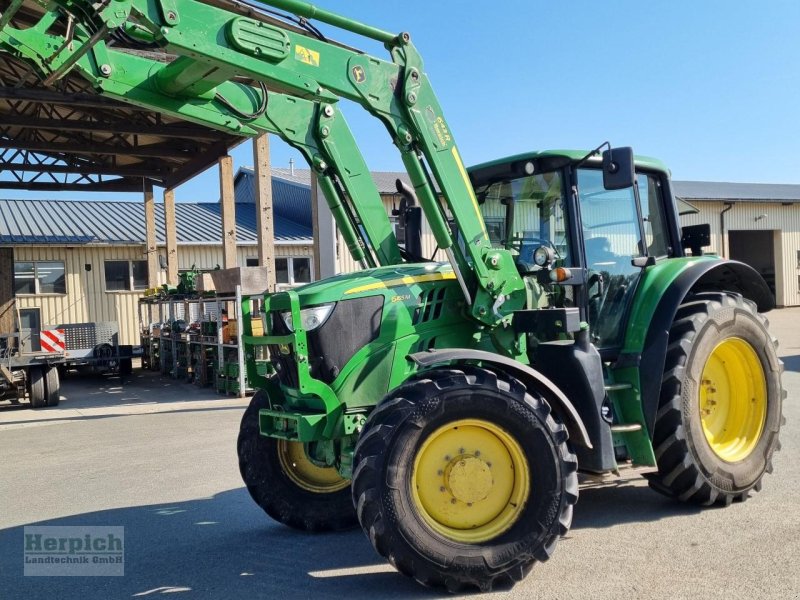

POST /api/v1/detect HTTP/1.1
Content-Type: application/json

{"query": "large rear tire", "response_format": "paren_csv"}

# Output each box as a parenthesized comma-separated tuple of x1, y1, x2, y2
(352, 367, 578, 592)
(28, 367, 46, 409)
(237, 390, 357, 532)
(649, 293, 783, 504)
(44, 365, 60, 407)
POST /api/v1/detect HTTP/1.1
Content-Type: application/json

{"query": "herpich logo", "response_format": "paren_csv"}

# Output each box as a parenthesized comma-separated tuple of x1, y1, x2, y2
(24, 526, 124, 576)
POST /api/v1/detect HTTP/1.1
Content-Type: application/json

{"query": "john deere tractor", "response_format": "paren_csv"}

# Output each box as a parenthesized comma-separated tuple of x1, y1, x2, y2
(2, 0, 783, 591)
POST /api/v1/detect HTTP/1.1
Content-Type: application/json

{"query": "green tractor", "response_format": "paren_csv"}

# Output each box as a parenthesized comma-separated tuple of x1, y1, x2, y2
(240, 148, 783, 590)
(1, 0, 783, 591)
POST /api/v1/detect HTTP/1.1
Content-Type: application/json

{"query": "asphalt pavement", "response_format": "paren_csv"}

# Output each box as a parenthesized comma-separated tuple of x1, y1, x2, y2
(1, 310, 799, 600)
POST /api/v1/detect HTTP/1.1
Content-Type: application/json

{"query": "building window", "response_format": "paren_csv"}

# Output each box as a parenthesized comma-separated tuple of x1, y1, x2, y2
(104, 260, 148, 292)
(245, 258, 259, 267)
(275, 257, 312, 286)
(14, 261, 66, 295)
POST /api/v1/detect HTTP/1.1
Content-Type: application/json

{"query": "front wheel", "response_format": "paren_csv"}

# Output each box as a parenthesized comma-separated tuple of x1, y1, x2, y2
(650, 293, 784, 504)
(237, 390, 357, 532)
(352, 367, 578, 592)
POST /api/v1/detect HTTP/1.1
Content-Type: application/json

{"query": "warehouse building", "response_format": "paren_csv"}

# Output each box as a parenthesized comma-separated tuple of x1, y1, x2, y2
(675, 181, 800, 307)
(0, 176, 314, 346)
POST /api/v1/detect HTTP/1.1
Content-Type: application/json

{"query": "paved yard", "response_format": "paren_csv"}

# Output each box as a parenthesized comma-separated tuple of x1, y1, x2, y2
(1, 310, 799, 600)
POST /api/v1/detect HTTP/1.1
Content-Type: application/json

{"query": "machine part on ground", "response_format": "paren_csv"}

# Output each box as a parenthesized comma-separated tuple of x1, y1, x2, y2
(237, 391, 357, 532)
(44, 365, 60, 407)
(649, 293, 784, 504)
(352, 367, 577, 592)
(28, 366, 46, 409)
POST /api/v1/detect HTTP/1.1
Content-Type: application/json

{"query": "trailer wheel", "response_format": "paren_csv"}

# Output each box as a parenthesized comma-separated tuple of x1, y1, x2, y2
(237, 390, 357, 532)
(44, 366, 60, 407)
(29, 367, 46, 409)
(352, 366, 578, 592)
(650, 293, 784, 505)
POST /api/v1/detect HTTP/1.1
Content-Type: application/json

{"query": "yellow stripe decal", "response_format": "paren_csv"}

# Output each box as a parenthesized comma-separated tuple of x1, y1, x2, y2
(451, 146, 488, 239)
(345, 272, 456, 295)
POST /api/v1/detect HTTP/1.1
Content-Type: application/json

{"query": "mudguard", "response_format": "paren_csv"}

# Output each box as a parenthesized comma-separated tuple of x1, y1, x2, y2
(622, 258, 773, 437)
(408, 348, 592, 448)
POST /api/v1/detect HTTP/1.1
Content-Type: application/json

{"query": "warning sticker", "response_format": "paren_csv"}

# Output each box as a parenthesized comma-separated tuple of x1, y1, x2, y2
(295, 44, 320, 67)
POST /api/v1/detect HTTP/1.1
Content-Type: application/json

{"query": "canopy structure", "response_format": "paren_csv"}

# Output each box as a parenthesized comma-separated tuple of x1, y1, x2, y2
(0, 0, 243, 193)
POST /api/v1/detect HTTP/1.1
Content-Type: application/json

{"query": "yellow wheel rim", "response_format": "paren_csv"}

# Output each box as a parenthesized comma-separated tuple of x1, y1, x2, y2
(699, 338, 767, 462)
(411, 419, 530, 544)
(277, 440, 349, 493)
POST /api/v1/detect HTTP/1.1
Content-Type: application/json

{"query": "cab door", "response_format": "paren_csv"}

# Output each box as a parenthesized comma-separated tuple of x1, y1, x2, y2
(576, 169, 673, 353)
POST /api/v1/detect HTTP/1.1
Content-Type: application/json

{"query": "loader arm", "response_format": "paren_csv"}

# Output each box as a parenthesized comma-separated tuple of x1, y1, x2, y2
(0, 0, 525, 324)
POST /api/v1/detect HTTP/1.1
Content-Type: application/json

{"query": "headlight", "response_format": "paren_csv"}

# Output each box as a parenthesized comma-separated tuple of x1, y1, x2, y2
(533, 245, 555, 267)
(280, 303, 335, 332)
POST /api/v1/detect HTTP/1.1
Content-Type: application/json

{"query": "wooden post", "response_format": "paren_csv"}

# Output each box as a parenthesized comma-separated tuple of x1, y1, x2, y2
(253, 134, 276, 291)
(143, 181, 159, 288)
(163, 188, 179, 285)
(219, 155, 237, 269)
(310, 171, 337, 279)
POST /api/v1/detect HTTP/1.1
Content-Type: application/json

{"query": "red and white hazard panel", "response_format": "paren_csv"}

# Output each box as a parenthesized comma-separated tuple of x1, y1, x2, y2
(40, 329, 66, 353)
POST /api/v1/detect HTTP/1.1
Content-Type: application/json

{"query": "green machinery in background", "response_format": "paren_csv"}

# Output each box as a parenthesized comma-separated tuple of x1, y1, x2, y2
(1, 0, 784, 591)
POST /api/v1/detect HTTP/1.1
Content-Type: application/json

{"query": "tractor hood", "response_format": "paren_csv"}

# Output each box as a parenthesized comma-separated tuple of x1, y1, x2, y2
(286, 262, 456, 307)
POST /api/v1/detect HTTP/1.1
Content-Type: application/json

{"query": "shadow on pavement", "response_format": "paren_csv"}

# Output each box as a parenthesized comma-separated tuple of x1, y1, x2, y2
(0, 488, 428, 600)
(0, 475, 705, 600)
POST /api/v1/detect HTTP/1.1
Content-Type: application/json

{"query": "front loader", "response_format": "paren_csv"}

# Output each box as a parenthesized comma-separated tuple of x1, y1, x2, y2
(1, 0, 784, 591)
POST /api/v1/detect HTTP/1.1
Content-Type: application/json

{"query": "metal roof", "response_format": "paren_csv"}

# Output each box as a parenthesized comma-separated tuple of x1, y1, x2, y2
(672, 180, 800, 203)
(234, 170, 311, 227)
(0, 1, 243, 193)
(240, 166, 412, 196)
(0, 199, 311, 246)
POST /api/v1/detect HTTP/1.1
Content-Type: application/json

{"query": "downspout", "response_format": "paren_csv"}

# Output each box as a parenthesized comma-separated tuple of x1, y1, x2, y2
(720, 202, 733, 258)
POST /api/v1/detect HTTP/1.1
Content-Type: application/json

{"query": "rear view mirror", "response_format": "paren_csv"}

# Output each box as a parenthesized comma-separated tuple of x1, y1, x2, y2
(602, 147, 635, 190)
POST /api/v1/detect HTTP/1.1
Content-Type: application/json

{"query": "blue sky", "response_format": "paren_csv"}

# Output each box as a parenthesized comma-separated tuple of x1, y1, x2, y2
(5, 0, 799, 201)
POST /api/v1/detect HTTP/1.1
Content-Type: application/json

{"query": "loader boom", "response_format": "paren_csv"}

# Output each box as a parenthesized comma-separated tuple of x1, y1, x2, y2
(0, 0, 525, 325)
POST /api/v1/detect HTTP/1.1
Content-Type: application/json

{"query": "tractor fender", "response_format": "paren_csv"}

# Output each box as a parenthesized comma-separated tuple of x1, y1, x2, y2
(408, 348, 592, 448)
(633, 258, 773, 437)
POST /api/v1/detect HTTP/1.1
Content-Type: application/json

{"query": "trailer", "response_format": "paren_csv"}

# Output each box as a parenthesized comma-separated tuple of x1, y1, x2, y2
(56, 322, 134, 378)
(0, 327, 64, 408)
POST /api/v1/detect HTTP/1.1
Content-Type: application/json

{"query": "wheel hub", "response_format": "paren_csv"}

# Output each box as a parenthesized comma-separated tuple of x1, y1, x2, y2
(446, 456, 493, 504)
(411, 419, 530, 544)
(699, 337, 767, 462)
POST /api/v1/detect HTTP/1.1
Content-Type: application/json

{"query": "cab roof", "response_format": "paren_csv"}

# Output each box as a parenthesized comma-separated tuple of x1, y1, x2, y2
(469, 150, 670, 175)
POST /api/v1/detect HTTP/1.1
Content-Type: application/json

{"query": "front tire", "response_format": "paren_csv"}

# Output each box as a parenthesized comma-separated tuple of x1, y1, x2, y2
(352, 367, 578, 592)
(237, 390, 357, 532)
(650, 293, 783, 504)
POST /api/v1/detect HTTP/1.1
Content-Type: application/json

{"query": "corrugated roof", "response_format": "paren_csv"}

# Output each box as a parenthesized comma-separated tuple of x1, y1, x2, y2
(234, 171, 311, 228)
(240, 166, 411, 195)
(0, 199, 311, 245)
(672, 180, 800, 202)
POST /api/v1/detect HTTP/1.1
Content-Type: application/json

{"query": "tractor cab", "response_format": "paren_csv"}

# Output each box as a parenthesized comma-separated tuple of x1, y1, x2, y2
(469, 149, 683, 354)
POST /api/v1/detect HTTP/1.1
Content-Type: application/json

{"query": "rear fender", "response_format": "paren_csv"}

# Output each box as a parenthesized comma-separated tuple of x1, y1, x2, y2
(408, 349, 591, 448)
(621, 258, 773, 436)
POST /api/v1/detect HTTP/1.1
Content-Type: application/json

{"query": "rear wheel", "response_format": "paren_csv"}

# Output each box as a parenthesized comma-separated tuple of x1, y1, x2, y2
(650, 293, 783, 504)
(28, 367, 46, 409)
(44, 366, 60, 407)
(352, 367, 577, 592)
(237, 390, 356, 532)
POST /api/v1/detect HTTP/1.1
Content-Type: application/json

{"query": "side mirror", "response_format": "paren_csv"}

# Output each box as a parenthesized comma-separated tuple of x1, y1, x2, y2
(681, 223, 711, 256)
(602, 147, 635, 190)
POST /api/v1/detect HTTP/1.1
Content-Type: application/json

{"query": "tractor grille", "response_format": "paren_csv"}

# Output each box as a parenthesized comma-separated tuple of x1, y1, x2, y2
(267, 296, 383, 387)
